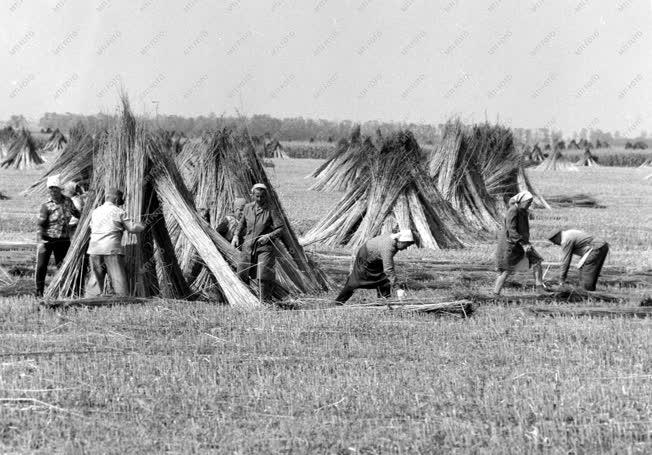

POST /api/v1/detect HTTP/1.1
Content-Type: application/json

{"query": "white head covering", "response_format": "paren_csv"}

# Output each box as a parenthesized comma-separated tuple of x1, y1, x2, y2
(251, 183, 267, 192)
(509, 191, 533, 206)
(392, 230, 414, 242)
(46, 174, 62, 189)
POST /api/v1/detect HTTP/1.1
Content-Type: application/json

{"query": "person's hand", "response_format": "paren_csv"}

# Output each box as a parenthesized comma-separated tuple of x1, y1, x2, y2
(523, 243, 533, 253)
(257, 234, 270, 246)
(231, 237, 240, 248)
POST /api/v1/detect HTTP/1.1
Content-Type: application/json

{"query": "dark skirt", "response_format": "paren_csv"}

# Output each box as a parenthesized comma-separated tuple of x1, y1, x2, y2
(346, 244, 389, 289)
(495, 237, 543, 273)
(579, 243, 609, 291)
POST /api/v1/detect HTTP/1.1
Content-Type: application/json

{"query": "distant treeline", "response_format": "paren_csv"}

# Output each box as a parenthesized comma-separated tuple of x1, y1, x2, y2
(5, 112, 651, 147)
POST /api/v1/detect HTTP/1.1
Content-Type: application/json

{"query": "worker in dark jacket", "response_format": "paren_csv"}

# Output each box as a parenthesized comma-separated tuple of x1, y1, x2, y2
(335, 230, 415, 304)
(35, 175, 81, 297)
(232, 184, 284, 302)
(494, 191, 547, 295)
(547, 229, 609, 291)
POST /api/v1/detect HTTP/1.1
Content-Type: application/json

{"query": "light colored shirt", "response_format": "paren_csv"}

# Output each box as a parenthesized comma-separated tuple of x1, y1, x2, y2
(68, 195, 84, 227)
(361, 235, 398, 286)
(559, 229, 603, 281)
(88, 201, 134, 255)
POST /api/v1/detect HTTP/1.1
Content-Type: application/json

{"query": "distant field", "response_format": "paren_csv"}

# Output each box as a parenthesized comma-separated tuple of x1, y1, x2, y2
(0, 159, 651, 452)
(280, 141, 652, 166)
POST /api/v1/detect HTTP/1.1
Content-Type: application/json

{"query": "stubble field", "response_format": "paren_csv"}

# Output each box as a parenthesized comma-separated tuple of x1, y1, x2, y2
(0, 157, 651, 453)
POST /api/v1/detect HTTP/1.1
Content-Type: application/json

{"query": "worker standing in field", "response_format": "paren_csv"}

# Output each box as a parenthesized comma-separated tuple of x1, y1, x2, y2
(493, 191, 548, 295)
(216, 198, 247, 243)
(86, 188, 144, 297)
(35, 175, 81, 297)
(334, 230, 415, 304)
(232, 184, 284, 302)
(547, 229, 609, 291)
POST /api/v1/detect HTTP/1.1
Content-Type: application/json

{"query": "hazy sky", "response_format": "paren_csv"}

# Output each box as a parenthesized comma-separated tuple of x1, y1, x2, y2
(2, 0, 651, 135)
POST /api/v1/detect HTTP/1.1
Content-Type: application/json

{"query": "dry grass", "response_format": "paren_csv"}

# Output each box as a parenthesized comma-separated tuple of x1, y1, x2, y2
(0, 159, 651, 452)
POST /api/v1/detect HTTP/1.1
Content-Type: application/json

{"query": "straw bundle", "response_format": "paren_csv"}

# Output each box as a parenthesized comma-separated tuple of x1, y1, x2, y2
(175, 128, 331, 295)
(46, 96, 260, 309)
(534, 149, 578, 171)
(0, 127, 17, 159)
(0, 130, 44, 169)
(308, 126, 375, 192)
(42, 129, 68, 153)
(471, 123, 550, 210)
(147, 140, 260, 308)
(575, 149, 600, 167)
(24, 131, 98, 195)
(301, 131, 466, 250)
(429, 121, 501, 231)
(263, 139, 289, 159)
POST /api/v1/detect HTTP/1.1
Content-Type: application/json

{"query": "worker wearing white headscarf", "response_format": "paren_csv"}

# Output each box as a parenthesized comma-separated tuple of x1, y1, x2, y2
(494, 190, 547, 295)
(335, 230, 416, 304)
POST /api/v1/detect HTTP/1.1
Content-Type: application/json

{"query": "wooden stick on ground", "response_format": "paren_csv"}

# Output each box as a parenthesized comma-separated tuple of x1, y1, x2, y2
(526, 306, 652, 318)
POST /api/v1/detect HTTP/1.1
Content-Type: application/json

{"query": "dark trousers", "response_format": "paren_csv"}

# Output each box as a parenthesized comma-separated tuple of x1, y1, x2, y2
(35, 238, 70, 296)
(335, 282, 391, 303)
(579, 243, 609, 291)
(238, 249, 276, 302)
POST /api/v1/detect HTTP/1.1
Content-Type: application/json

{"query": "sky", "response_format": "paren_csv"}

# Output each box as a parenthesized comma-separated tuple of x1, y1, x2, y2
(1, 0, 651, 136)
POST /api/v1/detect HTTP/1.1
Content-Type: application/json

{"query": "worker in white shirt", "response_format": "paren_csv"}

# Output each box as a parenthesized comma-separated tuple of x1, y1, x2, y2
(86, 188, 144, 296)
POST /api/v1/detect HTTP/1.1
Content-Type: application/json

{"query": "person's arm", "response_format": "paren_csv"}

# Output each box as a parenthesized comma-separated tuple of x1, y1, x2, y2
(125, 221, 145, 233)
(120, 211, 144, 234)
(68, 198, 81, 219)
(36, 204, 49, 239)
(233, 209, 246, 247)
(381, 242, 397, 287)
(558, 240, 574, 283)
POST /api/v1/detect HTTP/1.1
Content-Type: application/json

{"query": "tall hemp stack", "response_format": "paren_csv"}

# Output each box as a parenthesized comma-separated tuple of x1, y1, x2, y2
(174, 128, 331, 295)
(24, 122, 99, 195)
(0, 129, 44, 170)
(42, 129, 68, 154)
(575, 149, 600, 167)
(428, 121, 501, 231)
(534, 147, 578, 171)
(471, 123, 550, 209)
(0, 126, 17, 159)
(308, 125, 376, 192)
(302, 130, 466, 250)
(45, 96, 261, 309)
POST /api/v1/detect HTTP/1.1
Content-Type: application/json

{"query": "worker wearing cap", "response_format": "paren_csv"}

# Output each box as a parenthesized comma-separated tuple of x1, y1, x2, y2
(547, 229, 609, 291)
(232, 184, 284, 302)
(334, 230, 416, 304)
(35, 174, 81, 297)
(86, 188, 144, 297)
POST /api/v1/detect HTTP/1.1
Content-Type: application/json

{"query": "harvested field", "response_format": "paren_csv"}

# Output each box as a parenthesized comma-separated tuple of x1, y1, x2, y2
(0, 159, 651, 452)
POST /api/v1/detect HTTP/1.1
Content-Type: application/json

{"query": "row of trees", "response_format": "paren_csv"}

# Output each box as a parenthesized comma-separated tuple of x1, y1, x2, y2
(2, 112, 650, 147)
